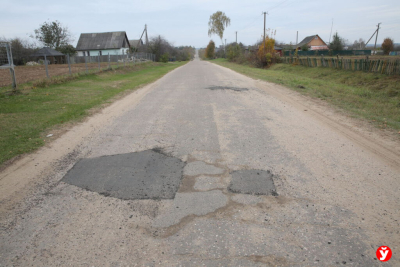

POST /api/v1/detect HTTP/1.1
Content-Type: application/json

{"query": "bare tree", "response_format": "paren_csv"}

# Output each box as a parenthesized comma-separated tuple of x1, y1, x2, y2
(349, 38, 366, 50)
(148, 35, 174, 62)
(0, 37, 37, 65)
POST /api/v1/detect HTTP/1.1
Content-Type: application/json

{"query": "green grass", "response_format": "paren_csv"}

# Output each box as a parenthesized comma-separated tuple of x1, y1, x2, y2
(211, 58, 400, 131)
(0, 61, 186, 165)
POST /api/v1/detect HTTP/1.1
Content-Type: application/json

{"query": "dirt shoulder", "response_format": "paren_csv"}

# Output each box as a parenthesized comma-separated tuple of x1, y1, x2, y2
(0, 64, 186, 225)
(211, 61, 400, 171)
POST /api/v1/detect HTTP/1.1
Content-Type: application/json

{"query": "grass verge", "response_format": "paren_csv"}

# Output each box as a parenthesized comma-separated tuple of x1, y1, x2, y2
(0, 61, 186, 166)
(211, 58, 400, 131)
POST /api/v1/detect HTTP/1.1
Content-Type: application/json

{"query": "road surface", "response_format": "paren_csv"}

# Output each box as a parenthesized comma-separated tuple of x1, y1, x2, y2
(1, 56, 399, 266)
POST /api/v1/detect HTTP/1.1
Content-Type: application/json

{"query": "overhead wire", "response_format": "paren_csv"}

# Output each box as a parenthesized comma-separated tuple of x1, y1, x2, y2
(238, 0, 291, 32)
(267, 0, 290, 11)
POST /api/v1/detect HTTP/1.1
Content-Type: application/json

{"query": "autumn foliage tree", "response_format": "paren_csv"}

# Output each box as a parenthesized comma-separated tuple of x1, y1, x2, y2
(205, 40, 215, 59)
(381, 38, 394, 55)
(208, 11, 231, 47)
(257, 37, 276, 65)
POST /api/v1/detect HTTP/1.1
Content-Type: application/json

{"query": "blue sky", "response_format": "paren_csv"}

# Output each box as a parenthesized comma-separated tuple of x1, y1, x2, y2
(2, 0, 400, 48)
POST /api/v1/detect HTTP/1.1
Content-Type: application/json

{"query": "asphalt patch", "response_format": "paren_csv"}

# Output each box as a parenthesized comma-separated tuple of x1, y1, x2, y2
(62, 149, 185, 200)
(206, 86, 248, 91)
(228, 170, 278, 196)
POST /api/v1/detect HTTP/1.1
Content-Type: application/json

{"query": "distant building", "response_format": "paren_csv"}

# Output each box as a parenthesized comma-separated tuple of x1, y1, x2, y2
(30, 47, 65, 64)
(274, 46, 283, 56)
(76, 31, 130, 57)
(282, 35, 329, 51)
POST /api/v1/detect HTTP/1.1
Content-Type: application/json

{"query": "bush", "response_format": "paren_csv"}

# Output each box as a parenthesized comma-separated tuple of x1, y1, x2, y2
(236, 54, 249, 64)
(256, 37, 278, 67)
(205, 40, 215, 59)
(227, 44, 241, 62)
(160, 53, 169, 63)
(265, 53, 272, 64)
(301, 44, 309, 51)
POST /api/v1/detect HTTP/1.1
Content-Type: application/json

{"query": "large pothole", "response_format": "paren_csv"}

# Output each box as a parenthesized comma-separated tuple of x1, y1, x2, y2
(206, 85, 248, 92)
(228, 170, 278, 196)
(62, 149, 185, 200)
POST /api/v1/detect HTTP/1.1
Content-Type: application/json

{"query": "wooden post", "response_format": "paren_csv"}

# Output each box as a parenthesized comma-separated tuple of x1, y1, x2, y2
(85, 55, 88, 73)
(67, 54, 72, 75)
(44, 54, 49, 78)
(6, 43, 17, 91)
(123, 51, 126, 67)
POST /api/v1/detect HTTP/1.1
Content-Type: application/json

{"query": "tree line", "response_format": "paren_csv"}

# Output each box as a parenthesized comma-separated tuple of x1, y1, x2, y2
(201, 11, 398, 70)
(141, 35, 195, 62)
(1, 20, 195, 66)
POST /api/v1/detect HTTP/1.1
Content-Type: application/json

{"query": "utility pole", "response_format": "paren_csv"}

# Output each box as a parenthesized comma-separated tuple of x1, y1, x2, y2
(224, 39, 227, 56)
(373, 23, 381, 54)
(236, 31, 237, 44)
(365, 23, 382, 52)
(296, 31, 298, 47)
(263, 12, 267, 54)
(136, 24, 149, 51)
(145, 24, 149, 47)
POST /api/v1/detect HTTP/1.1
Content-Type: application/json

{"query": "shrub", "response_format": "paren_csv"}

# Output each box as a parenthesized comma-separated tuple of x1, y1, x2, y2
(205, 40, 216, 59)
(227, 44, 241, 62)
(265, 53, 272, 64)
(160, 53, 169, 63)
(236, 54, 249, 64)
(256, 37, 276, 68)
(301, 44, 309, 51)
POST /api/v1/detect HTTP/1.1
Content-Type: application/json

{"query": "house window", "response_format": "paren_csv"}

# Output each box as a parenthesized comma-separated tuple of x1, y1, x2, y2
(315, 36, 318, 40)
(88, 51, 90, 56)
(99, 51, 102, 56)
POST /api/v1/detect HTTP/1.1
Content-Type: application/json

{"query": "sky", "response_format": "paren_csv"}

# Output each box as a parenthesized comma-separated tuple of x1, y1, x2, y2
(1, 0, 400, 48)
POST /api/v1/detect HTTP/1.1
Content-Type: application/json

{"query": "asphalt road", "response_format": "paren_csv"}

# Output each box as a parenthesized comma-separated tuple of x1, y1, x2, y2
(1, 55, 399, 266)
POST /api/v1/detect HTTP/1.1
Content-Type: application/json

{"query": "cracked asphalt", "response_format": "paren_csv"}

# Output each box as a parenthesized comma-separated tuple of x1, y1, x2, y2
(1, 55, 399, 266)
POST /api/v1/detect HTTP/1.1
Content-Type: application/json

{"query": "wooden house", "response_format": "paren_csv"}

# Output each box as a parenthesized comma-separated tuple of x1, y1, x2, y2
(76, 31, 130, 56)
(283, 35, 329, 51)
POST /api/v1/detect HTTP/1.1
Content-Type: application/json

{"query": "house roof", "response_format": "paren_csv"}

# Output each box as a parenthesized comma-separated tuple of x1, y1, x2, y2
(30, 47, 64, 57)
(76, 31, 130, 51)
(281, 35, 327, 50)
(129, 39, 143, 47)
(297, 34, 327, 48)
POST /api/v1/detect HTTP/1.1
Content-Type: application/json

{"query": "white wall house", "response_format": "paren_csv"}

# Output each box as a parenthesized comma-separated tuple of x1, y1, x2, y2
(76, 31, 130, 57)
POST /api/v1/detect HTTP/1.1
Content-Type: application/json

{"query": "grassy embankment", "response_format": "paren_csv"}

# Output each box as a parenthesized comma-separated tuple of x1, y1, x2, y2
(212, 58, 400, 131)
(0, 61, 186, 166)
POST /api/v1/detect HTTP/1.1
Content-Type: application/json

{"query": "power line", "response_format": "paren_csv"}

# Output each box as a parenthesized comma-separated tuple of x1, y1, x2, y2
(239, 14, 263, 31)
(238, 0, 291, 32)
(267, 0, 290, 11)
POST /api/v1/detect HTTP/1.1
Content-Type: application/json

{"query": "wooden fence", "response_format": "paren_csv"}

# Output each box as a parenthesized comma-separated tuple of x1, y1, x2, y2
(283, 56, 400, 75)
